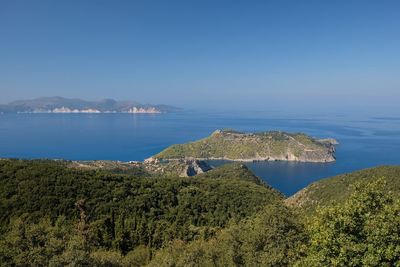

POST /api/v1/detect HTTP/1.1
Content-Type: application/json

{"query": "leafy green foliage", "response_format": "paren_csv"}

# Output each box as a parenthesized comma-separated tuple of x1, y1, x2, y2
(197, 163, 267, 185)
(297, 178, 400, 267)
(148, 204, 306, 266)
(0, 159, 282, 265)
(287, 166, 400, 213)
(1, 159, 399, 266)
(0, 215, 149, 266)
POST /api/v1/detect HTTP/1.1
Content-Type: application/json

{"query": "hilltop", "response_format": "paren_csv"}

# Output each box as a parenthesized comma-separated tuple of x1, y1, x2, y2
(286, 165, 400, 213)
(153, 129, 338, 163)
(0, 96, 180, 114)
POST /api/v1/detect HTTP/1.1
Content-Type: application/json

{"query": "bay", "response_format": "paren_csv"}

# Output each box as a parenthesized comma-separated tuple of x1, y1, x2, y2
(0, 110, 399, 196)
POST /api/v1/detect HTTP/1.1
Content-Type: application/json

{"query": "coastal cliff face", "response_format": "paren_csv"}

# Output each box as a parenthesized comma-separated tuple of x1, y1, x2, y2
(153, 129, 338, 163)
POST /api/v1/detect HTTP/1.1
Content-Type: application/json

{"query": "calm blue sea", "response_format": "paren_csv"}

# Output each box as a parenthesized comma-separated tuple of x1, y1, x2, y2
(1, 111, 399, 196)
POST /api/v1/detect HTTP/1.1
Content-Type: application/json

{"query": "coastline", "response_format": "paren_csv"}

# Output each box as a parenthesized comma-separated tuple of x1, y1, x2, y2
(150, 156, 336, 164)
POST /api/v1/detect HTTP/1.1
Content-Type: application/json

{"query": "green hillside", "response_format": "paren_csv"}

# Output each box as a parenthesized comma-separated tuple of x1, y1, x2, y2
(196, 163, 266, 185)
(287, 165, 400, 213)
(0, 159, 282, 265)
(1, 159, 399, 266)
(154, 129, 337, 163)
(148, 170, 400, 267)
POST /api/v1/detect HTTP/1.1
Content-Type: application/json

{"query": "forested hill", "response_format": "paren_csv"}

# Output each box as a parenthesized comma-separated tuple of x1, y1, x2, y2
(286, 165, 400, 213)
(0, 159, 282, 265)
(1, 159, 399, 266)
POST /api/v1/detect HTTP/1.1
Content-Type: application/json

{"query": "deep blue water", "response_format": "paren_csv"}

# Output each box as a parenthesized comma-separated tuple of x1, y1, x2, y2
(0, 111, 399, 196)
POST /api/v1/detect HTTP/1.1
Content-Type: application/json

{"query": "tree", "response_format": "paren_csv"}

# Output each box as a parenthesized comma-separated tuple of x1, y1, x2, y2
(0, 216, 71, 266)
(148, 204, 306, 267)
(298, 178, 400, 267)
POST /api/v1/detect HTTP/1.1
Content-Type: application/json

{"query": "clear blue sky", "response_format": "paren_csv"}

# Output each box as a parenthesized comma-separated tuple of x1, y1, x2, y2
(1, 0, 399, 112)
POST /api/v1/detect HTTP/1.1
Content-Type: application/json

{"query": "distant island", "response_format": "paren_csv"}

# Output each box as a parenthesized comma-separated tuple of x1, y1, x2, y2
(152, 129, 338, 163)
(0, 96, 180, 114)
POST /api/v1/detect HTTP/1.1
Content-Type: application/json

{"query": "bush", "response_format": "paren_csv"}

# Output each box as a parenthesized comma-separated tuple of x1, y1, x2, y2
(298, 178, 400, 266)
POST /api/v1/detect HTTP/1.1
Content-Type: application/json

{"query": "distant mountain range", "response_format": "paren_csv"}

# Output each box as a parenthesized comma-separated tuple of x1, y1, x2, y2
(0, 97, 180, 114)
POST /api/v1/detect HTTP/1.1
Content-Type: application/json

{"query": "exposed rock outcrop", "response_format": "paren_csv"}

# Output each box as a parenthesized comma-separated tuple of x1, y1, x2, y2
(180, 160, 213, 177)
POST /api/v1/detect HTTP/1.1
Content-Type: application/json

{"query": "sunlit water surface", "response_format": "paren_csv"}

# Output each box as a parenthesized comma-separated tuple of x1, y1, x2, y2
(1, 111, 399, 195)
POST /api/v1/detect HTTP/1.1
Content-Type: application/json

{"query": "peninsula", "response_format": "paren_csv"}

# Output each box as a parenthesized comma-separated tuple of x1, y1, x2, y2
(152, 129, 338, 163)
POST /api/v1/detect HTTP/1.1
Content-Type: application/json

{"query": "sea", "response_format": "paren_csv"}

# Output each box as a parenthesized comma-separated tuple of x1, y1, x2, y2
(1, 110, 399, 196)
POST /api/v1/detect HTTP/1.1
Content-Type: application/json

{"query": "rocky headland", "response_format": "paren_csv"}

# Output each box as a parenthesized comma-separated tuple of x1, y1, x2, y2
(152, 129, 338, 163)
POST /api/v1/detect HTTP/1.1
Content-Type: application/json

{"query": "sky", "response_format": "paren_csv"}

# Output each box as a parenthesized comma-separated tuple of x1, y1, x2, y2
(1, 0, 399, 113)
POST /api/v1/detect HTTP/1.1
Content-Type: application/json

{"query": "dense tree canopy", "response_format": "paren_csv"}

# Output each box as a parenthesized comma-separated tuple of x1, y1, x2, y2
(287, 166, 400, 213)
(0, 159, 399, 266)
(298, 178, 400, 267)
(149, 204, 306, 267)
(0, 159, 282, 265)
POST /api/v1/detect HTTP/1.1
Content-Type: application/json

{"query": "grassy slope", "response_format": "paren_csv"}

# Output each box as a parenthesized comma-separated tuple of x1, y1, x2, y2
(154, 130, 331, 160)
(286, 165, 400, 213)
